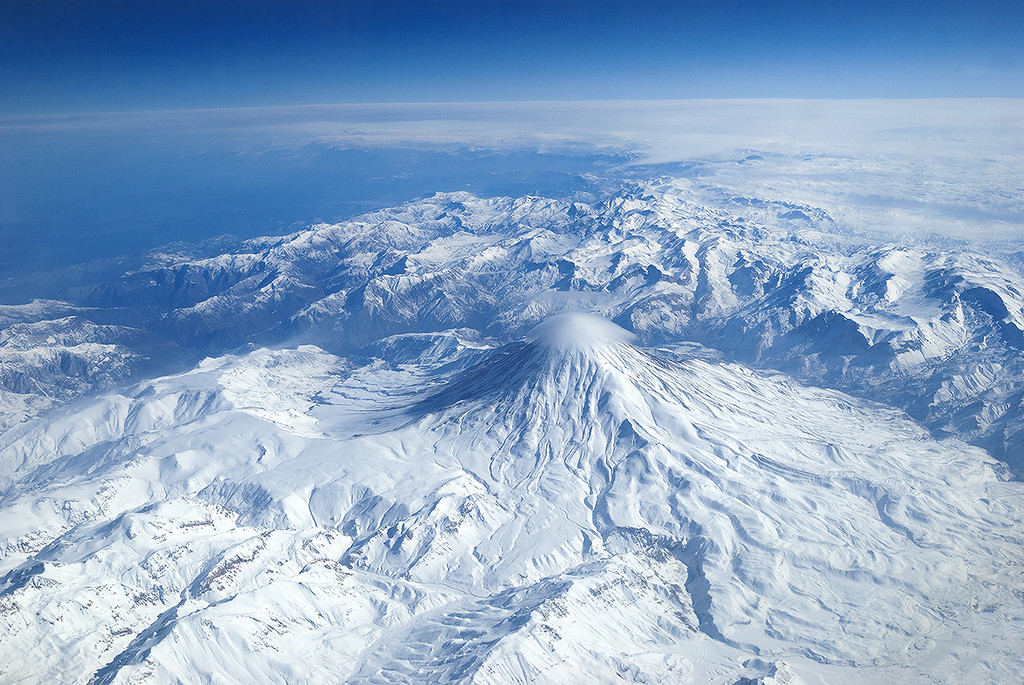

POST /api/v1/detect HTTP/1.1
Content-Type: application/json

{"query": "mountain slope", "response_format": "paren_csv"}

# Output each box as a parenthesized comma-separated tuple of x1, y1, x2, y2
(2, 315, 1022, 683)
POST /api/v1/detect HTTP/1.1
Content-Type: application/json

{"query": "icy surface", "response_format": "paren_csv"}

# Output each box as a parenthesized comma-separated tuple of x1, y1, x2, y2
(3, 179, 1024, 683)
(1, 322, 1023, 683)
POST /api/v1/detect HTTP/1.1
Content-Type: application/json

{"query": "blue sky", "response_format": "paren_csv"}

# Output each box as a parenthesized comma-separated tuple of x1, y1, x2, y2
(2, 0, 1023, 114)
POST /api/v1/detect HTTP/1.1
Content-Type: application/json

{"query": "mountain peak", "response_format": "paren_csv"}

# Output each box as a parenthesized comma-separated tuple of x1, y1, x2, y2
(526, 312, 635, 354)
(411, 313, 640, 417)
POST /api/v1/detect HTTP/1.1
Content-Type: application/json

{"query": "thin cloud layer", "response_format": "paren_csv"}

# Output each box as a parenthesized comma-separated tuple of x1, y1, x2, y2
(4, 99, 1023, 241)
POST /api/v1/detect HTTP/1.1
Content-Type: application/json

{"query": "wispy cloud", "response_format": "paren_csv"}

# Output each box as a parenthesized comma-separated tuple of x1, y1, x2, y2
(4, 99, 1023, 240)
(4, 98, 1021, 156)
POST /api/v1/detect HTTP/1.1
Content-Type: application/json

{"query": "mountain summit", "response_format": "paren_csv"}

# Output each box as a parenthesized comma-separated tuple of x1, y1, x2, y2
(526, 312, 637, 351)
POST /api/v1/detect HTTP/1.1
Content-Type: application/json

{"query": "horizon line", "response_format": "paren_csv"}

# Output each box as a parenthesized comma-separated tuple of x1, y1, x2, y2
(4, 96, 1024, 120)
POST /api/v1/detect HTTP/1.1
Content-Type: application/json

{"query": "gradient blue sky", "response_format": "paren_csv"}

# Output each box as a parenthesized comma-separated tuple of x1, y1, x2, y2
(2, 0, 1023, 114)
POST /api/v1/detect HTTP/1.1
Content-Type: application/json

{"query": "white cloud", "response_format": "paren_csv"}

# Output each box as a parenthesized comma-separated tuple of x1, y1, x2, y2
(3, 99, 1023, 240)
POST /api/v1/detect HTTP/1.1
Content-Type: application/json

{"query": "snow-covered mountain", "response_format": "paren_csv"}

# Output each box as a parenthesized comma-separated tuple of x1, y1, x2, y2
(11, 180, 1024, 472)
(3, 180, 1024, 683)
(0, 303, 190, 433)
(2, 314, 1023, 683)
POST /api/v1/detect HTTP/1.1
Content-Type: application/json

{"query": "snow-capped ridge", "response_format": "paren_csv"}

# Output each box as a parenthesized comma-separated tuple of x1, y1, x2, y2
(11, 182, 1024, 473)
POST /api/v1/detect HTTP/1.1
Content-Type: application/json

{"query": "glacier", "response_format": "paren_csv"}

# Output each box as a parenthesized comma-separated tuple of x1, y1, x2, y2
(2, 177, 1024, 683)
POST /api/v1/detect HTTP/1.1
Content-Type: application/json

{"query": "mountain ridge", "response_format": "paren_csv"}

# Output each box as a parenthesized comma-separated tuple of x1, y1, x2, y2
(5, 181, 1024, 473)
(3, 180, 1024, 682)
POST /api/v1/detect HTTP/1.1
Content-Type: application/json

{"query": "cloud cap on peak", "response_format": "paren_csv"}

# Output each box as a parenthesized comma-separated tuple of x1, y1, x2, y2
(526, 312, 636, 352)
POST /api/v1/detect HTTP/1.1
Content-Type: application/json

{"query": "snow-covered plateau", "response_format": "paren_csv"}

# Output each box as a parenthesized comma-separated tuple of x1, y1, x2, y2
(2, 179, 1024, 683)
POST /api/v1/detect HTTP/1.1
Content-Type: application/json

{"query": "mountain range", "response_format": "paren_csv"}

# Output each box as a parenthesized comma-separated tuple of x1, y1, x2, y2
(2, 179, 1023, 683)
